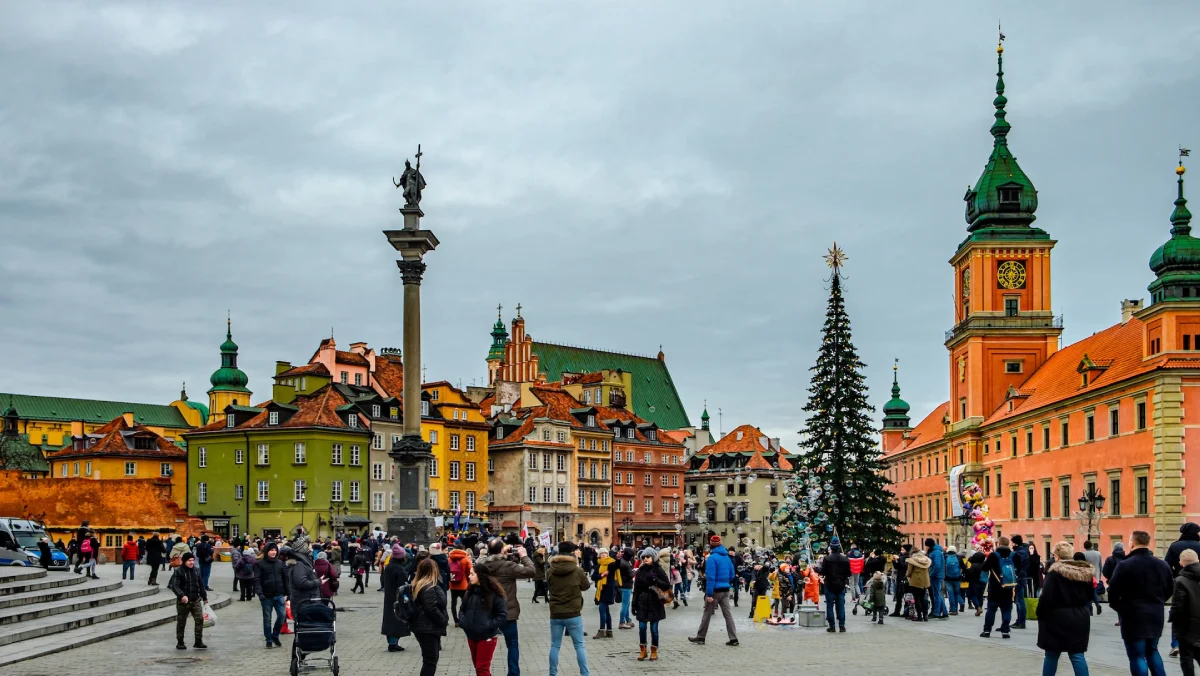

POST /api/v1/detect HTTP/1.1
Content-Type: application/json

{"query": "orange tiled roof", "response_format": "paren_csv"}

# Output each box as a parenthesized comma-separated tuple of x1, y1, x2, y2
(886, 402, 949, 457)
(374, 356, 404, 400)
(278, 363, 330, 378)
(562, 372, 605, 385)
(698, 424, 792, 457)
(336, 350, 370, 367)
(46, 416, 187, 460)
(657, 429, 691, 445)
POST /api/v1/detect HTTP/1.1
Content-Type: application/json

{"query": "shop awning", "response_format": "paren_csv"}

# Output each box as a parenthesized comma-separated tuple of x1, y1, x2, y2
(342, 516, 370, 526)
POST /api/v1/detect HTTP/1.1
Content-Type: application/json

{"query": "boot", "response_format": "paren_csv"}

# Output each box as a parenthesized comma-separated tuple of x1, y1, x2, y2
(605, 630, 613, 638)
(638, 645, 648, 661)
(650, 646, 658, 661)
(593, 629, 606, 640)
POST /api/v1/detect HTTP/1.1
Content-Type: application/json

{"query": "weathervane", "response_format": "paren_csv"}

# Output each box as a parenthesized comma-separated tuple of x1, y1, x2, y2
(824, 242, 847, 272)
(393, 144, 427, 209)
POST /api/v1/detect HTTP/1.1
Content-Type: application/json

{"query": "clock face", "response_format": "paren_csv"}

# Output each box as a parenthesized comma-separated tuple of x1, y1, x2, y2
(962, 269, 971, 299)
(997, 261, 1027, 290)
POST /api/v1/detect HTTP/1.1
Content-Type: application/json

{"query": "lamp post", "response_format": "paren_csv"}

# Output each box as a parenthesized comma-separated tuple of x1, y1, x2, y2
(621, 517, 634, 547)
(957, 511, 974, 551)
(1076, 487, 1107, 544)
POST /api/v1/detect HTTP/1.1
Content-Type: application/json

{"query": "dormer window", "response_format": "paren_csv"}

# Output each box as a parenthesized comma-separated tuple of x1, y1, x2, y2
(269, 411, 279, 426)
(421, 401, 430, 416)
(648, 430, 657, 442)
(1081, 373, 1089, 387)
(587, 415, 596, 427)
(348, 414, 358, 428)
(626, 428, 634, 439)
(133, 436, 156, 450)
(372, 405, 381, 418)
(614, 428, 621, 439)
(431, 390, 439, 401)
(226, 415, 235, 428)
(999, 186, 1021, 204)
(390, 407, 399, 419)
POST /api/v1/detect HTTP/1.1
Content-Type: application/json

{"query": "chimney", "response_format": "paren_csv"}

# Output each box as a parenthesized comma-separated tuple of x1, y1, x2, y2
(350, 341, 368, 354)
(122, 412, 135, 427)
(770, 437, 780, 452)
(1121, 299, 1143, 325)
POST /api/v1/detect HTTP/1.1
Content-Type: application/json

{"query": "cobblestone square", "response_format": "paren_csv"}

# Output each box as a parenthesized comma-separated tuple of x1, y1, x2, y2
(0, 566, 1140, 676)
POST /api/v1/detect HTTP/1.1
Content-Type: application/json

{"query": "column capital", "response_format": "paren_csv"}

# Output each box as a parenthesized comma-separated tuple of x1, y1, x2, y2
(397, 260, 427, 285)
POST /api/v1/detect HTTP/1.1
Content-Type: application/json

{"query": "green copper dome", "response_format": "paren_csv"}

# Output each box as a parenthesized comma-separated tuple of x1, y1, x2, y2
(487, 308, 508, 361)
(882, 364, 910, 429)
(963, 44, 1046, 238)
(1148, 165, 1200, 303)
(209, 319, 250, 392)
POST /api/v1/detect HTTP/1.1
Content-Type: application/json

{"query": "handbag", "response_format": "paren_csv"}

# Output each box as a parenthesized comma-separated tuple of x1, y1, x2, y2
(169, 555, 182, 569)
(653, 587, 674, 604)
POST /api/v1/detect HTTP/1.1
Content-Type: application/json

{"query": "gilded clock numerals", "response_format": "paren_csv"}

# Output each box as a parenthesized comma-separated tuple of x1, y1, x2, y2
(997, 261, 1026, 289)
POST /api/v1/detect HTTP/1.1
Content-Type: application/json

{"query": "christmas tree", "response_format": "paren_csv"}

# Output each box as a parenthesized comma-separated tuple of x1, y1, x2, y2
(776, 244, 902, 554)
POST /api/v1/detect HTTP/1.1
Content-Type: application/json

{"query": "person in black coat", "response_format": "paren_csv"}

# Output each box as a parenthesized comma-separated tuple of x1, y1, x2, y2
(979, 538, 1017, 637)
(145, 534, 166, 585)
(966, 549, 987, 612)
(381, 545, 412, 652)
(1108, 531, 1174, 674)
(890, 544, 912, 616)
(632, 549, 670, 660)
(459, 564, 508, 675)
(1171, 550, 1200, 676)
(1037, 542, 1093, 676)
(1168, 523, 1200, 576)
(37, 537, 53, 569)
(409, 559, 449, 676)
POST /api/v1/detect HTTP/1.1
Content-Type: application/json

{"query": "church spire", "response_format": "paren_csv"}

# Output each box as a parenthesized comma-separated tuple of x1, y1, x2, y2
(882, 359, 911, 429)
(1148, 152, 1200, 304)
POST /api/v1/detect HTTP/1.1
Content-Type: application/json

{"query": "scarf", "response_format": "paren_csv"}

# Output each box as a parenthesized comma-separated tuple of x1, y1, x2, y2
(594, 556, 620, 602)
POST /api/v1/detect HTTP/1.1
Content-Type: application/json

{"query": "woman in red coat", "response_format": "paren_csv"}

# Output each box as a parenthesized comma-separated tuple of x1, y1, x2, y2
(315, 552, 339, 599)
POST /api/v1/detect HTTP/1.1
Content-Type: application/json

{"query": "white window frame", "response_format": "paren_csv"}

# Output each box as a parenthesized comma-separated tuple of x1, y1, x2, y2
(234, 448, 244, 464)
(349, 481, 360, 502)
(372, 405, 381, 418)
(449, 491, 460, 509)
(332, 444, 343, 465)
(257, 480, 269, 502)
(350, 445, 361, 465)
(450, 434, 460, 450)
(197, 447, 207, 468)
(372, 492, 384, 512)
(294, 442, 306, 464)
(160, 462, 172, 476)
(528, 486, 537, 503)
(557, 486, 565, 504)
(465, 491, 476, 510)
(348, 413, 358, 428)
(235, 484, 244, 500)
(331, 480, 343, 502)
(466, 462, 476, 481)
(198, 482, 207, 503)
(269, 411, 279, 426)
(466, 436, 475, 451)
(293, 479, 307, 502)
(124, 461, 136, 476)
(373, 434, 383, 450)
(372, 463, 384, 481)
(429, 458, 439, 476)
(450, 461, 461, 480)
(257, 444, 270, 465)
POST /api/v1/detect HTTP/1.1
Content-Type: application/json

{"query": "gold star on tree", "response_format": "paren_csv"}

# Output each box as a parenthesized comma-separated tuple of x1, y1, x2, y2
(824, 242, 847, 271)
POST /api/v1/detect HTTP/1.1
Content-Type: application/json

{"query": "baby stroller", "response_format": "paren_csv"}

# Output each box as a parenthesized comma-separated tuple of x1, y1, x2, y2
(902, 592, 918, 620)
(291, 598, 339, 676)
(852, 594, 876, 617)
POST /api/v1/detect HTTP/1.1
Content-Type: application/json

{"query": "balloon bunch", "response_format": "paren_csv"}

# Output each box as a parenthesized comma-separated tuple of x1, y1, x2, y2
(961, 482, 995, 554)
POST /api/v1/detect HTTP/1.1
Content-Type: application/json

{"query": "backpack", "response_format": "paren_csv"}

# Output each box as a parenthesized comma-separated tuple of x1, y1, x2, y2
(945, 554, 962, 579)
(449, 557, 465, 585)
(995, 553, 1017, 588)
(80, 539, 93, 554)
(392, 583, 416, 624)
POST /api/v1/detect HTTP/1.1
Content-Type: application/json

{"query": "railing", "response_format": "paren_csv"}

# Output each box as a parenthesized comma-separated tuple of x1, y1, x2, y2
(945, 314, 1063, 342)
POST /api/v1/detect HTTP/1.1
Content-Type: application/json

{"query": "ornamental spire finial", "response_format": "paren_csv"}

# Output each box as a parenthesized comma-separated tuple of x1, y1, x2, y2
(1173, 147, 1192, 236)
(991, 24, 1010, 144)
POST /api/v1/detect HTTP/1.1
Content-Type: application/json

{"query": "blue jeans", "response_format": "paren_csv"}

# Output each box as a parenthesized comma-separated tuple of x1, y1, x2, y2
(259, 595, 286, 641)
(121, 561, 136, 579)
(945, 581, 962, 612)
(1015, 578, 1027, 624)
(548, 616, 589, 676)
(984, 599, 1012, 633)
(683, 576, 692, 594)
(500, 619, 519, 676)
(824, 588, 846, 628)
(199, 562, 212, 588)
(1123, 637, 1166, 676)
(387, 636, 401, 646)
(930, 576, 946, 616)
(598, 603, 612, 631)
(638, 621, 659, 647)
(619, 588, 632, 624)
(1043, 651, 1089, 676)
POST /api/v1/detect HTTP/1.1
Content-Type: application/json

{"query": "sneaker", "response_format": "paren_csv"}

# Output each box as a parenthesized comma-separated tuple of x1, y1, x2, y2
(177, 643, 187, 650)
(1002, 633, 1010, 639)
(687, 636, 705, 645)
(266, 642, 274, 649)
(726, 639, 739, 646)
(979, 631, 990, 638)
(194, 642, 208, 650)
(388, 644, 404, 652)
(826, 627, 836, 633)
(839, 626, 846, 632)
(1011, 623, 1026, 629)
(1171, 649, 1181, 658)
(273, 638, 282, 647)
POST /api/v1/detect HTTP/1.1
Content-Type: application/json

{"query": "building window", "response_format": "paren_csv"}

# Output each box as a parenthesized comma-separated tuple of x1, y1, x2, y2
(269, 411, 279, 426)
(372, 463, 384, 481)
(557, 454, 565, 471)
(644, 451, 652, 463)
(349, 481, 360, 502)
(198, 447, 207, 468)
(372, 492, 384, 512)
(1110, 477, 1122, 516)
(627, 429, 634, 439)
(983, 475, 991, 496)
(466, 436, 475, 451)
(1026, 486, 1034, 519)
(235, 484, 244, 500)
(542, 429, 551, 441)
(1042, 486, 1051, 518)
(602, 490, 610, 507)
(124, 461, 136, 476)
(429, 458, 438, 476)
(661, 474, 669, 487)
(590, 461, 598, 479)
(450, 434, 460, 450)
(331, 480, 343, 502)
(1061, 483, 1070, 518)
(421, 401, 429, 416)
(556, 487, 565, 504)
(226, 416, 235, 428)
(258, 444, 270, 465)
(529, 486, 537, 503)
(449, 491, 460, 509)
(466, 462, 476, 481)
(294, 442, 306, 464)
(603, 463, 609, 480)
(449, 461, 460, 480)
(529, 452, 538, 470)
(340, 372, 348, 384)
(648, 430, 657, 441)
(347, 414, 358, 429)
(1004, 297, 1019, 316)
(294, 480, 307, 502)
(429, 490, 440, 509)
(589, 490, 597, 507)
(587, 415, 596, 427)
(644, 499, 652, 513)
(644, 473, 651, 486)
(542, 453, 551, 470)
(372, 404, 381, 418)
(160, 462, 172, 476)
(1137, 476, 1149, 514)
(1025, 429, 1033, 455)
(235, 448, 244, 464)
(999, 186, 1021, 204)
(959, 398, 967, 420)
(465, 491, 476, 510)
(1086, 414, 1095, 441)
(350, 445, 361, 465)
(332, 444, 343, 465)
(1060, 420, 1069, 447)
(1005, 360, 1023, 374)
(615, 472, 622, 485)
(1042, 426, 1050, 450)
(1010, 434, 1017, 457)
(373, 434, 383, 450)
(198, 482, 207, 504)
(614, 428, 621, 439)
(1110, 408, 1120, 436)
(257, 480, 269, 502)
(1137, 402, 1147, 430)
(488, 458, 495, 473)
(1010, 491, 1018, 520)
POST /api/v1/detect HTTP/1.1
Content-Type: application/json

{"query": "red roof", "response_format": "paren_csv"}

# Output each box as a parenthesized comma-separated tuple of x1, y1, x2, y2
(886, 402, 949, 457)
(698, 424, 792, 457)
(278, 363, 330, 378)
(374, 356, 404, 400)
(46, 416, 187, 460)
(336, 350, 370, 367)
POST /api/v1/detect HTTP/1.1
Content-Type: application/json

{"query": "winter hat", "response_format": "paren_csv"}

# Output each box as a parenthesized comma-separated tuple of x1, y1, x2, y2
(180, 552, 195, 564)
(264, 542, 279, 554)
(392, 544, 406, 558)
(558, 542, 578, 555)
(316, 551, 327, 560)
(830, 536, 842, 551)
(291, 535, 312, 557)
(946, 545, 957, 554)
(1183, 523, 1200, 538)
(640, 547, 658, 560)
(430, 543, 443, 555)
(709, 535, 722, 546)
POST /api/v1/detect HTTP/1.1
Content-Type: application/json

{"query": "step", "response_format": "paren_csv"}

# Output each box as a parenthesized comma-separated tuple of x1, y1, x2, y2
(0, 584, 161, 627)
(0, 577, 124, 610)
(0, 571, 86, 596)
(0, 591, 231, 667)
(0, 568, 47, 586)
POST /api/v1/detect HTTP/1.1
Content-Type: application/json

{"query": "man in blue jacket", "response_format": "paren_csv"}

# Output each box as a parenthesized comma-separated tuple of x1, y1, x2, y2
(688, 535, 738, 646)
(924, 538, 947, 619)
(1009, 534, 1031, 629)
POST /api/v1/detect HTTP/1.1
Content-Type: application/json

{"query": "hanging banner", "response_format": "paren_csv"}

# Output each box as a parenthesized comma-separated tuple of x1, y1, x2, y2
(539, 532, 552, 549)
(949, 464, 968, 516)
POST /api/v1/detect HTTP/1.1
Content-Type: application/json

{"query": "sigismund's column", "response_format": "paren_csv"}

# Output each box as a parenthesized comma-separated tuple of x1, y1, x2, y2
(385, 146, 439, 544)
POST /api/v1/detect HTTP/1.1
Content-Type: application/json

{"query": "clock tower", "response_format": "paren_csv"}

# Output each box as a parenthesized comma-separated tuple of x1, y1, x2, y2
(946, 37, 1062, 431)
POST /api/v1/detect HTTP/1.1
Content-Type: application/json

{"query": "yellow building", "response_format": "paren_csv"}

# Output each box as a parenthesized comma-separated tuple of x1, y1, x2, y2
(0, 392, 199, 448)
(423, 382, 491, 515)
(44, 413, 189, 507)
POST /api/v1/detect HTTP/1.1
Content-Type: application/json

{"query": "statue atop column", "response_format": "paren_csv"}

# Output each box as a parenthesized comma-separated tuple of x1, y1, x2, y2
(392, 144, 427, 209)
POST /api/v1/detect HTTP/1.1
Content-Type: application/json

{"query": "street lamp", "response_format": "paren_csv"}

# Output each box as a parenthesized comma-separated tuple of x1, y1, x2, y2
(621, 517, 635, 546)
(1077, 488, 1107, 543)
(956, 511, 974, 550)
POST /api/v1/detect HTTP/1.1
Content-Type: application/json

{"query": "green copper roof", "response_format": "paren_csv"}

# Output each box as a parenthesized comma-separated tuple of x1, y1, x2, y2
(488, 311, 508, 361)
(0, 393, 192, 428)
(963, 44, 1041, 235)
(1148, 165, 1200, 301)
(209, 319, 250, 392)
(530, 341, 690, 429)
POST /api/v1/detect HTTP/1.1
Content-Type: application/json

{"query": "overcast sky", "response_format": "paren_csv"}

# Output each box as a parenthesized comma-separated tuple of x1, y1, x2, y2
(2, 3, 1198, 448)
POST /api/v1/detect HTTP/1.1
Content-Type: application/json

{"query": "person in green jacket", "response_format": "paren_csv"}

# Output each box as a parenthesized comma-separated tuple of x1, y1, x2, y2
(546, 542, 591, 676)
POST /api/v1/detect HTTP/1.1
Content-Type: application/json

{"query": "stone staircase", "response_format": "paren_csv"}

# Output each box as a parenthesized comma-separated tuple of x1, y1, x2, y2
(0, 567, 230, 667)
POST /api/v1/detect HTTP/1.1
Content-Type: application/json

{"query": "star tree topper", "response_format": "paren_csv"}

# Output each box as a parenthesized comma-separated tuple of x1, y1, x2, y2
(824, 242, 847, 272)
